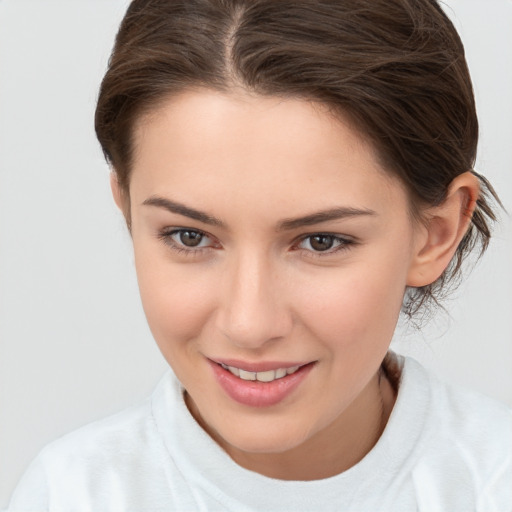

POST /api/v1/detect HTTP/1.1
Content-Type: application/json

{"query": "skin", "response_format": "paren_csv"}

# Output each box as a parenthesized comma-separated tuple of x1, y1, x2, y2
(112, 89, 478, 480)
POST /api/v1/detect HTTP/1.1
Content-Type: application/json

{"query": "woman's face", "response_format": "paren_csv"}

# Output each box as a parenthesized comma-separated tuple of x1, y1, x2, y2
(126, 90, 424, 461)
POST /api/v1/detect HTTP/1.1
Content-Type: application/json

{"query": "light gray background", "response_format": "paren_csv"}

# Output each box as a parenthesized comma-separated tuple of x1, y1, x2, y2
(1, 0, 511, 506)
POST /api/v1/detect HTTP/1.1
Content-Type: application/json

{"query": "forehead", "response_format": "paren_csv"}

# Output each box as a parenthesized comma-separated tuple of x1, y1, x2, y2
(130, 89, 408, 218)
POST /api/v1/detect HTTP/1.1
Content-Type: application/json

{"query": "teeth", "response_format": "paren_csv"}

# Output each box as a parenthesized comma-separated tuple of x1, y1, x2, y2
(221, 363, 304, 382)
(238, 369, 256, 381)
(256, 370, 276, 382)
(286, 366, 300, 375)
(275, 368, 287, 379)
(227, 366, 240, 377)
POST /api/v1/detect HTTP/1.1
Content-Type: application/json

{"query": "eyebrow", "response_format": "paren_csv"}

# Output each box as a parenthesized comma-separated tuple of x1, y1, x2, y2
(142, 196, 226, 228)
(142, 196, 376, 231)
(277, 207, 377, 231)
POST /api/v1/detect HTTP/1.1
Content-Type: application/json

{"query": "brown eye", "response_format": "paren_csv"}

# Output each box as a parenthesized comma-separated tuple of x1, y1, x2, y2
(179, 230, 204, 247)
(159, 228, 218, 254)
(309, 235, 335, 251)
(296, 233, 353, 255)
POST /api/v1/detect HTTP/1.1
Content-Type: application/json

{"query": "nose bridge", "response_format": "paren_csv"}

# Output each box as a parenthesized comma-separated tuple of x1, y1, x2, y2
(218, 246, 289, 348)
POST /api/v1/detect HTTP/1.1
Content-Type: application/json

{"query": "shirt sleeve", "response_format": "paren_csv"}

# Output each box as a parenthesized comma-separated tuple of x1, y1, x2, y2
(7, 454, 49, 512)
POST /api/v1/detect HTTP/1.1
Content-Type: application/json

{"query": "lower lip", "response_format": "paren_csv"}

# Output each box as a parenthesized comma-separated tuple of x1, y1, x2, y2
(209, 361, 315, 408)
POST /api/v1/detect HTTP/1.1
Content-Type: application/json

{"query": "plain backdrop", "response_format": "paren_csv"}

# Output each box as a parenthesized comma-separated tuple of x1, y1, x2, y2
(1, 0, 511, 507)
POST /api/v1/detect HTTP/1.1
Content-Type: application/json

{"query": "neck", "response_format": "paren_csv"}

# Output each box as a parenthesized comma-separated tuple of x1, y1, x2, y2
(203, 366, 397, 481)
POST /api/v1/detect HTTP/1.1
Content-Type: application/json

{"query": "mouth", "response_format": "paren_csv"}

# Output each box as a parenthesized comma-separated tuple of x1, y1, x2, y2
(209, 359, 316, 408)
(219, 362, 303, 383)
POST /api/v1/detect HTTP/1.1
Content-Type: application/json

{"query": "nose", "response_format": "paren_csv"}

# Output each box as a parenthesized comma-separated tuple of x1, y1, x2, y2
(216, 249, 292, 350)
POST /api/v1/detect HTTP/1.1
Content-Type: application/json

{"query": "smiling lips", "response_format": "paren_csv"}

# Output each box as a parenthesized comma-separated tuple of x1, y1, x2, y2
(220, 363, 301, 382)
(210, 360, 315, 407)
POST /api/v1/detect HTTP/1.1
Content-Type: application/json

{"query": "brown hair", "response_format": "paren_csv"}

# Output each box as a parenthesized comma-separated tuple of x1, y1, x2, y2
(95, 0, 500, 317)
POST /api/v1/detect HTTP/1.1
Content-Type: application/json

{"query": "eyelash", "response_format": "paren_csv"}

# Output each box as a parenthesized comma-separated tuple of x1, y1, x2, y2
(293, 233, 355, 257)
(157, 228, 217, 257)
(157, 228, 356, 258)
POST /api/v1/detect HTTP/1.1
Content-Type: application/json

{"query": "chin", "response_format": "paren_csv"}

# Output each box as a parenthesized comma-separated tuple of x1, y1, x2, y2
(215, 418, 314, 455)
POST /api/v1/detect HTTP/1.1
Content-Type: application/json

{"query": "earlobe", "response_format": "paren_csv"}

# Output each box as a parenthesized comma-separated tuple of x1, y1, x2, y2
(406, 171, 479, 287)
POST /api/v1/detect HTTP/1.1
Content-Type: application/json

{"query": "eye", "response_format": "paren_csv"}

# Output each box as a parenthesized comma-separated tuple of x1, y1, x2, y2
(296, 234, 353, 254)
(158, 228, 217, 253)
(173, 229, 207, 248)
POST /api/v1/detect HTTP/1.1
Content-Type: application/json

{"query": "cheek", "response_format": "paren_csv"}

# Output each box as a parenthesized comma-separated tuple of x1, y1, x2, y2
(134, 248, 216, 349)
(293, 258, 408, 354)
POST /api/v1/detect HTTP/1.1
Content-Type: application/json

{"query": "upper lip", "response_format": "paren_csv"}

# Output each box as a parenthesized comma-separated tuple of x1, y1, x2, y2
(210, 358, 314, 373)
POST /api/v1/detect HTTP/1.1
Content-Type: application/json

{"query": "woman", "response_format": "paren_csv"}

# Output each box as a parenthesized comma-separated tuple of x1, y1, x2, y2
(8, 0, 511, 510)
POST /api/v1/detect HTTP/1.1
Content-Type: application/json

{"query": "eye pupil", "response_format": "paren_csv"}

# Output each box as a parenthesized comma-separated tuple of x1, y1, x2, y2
(310, 235, 334, 251)
(179, 230, 203, 247)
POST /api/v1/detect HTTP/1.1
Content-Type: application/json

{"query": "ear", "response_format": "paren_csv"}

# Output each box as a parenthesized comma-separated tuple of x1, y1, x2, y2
(110, 172, 131, 229)
(407, 171, 479, 287)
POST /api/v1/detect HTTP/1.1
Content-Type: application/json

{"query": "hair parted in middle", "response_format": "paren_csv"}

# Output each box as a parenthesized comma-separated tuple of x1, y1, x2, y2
(95, 0, 499, 317)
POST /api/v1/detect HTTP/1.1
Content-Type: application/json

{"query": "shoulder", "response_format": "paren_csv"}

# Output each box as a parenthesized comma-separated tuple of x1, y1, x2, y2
(404, 356, 512, 447)
(398, 356, 512, 510)
(42, 396, 156, 465)
(8, 374, 176, 511)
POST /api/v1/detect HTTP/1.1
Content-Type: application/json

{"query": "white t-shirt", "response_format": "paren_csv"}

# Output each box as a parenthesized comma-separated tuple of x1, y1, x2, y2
(7, 356, 512, 512)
